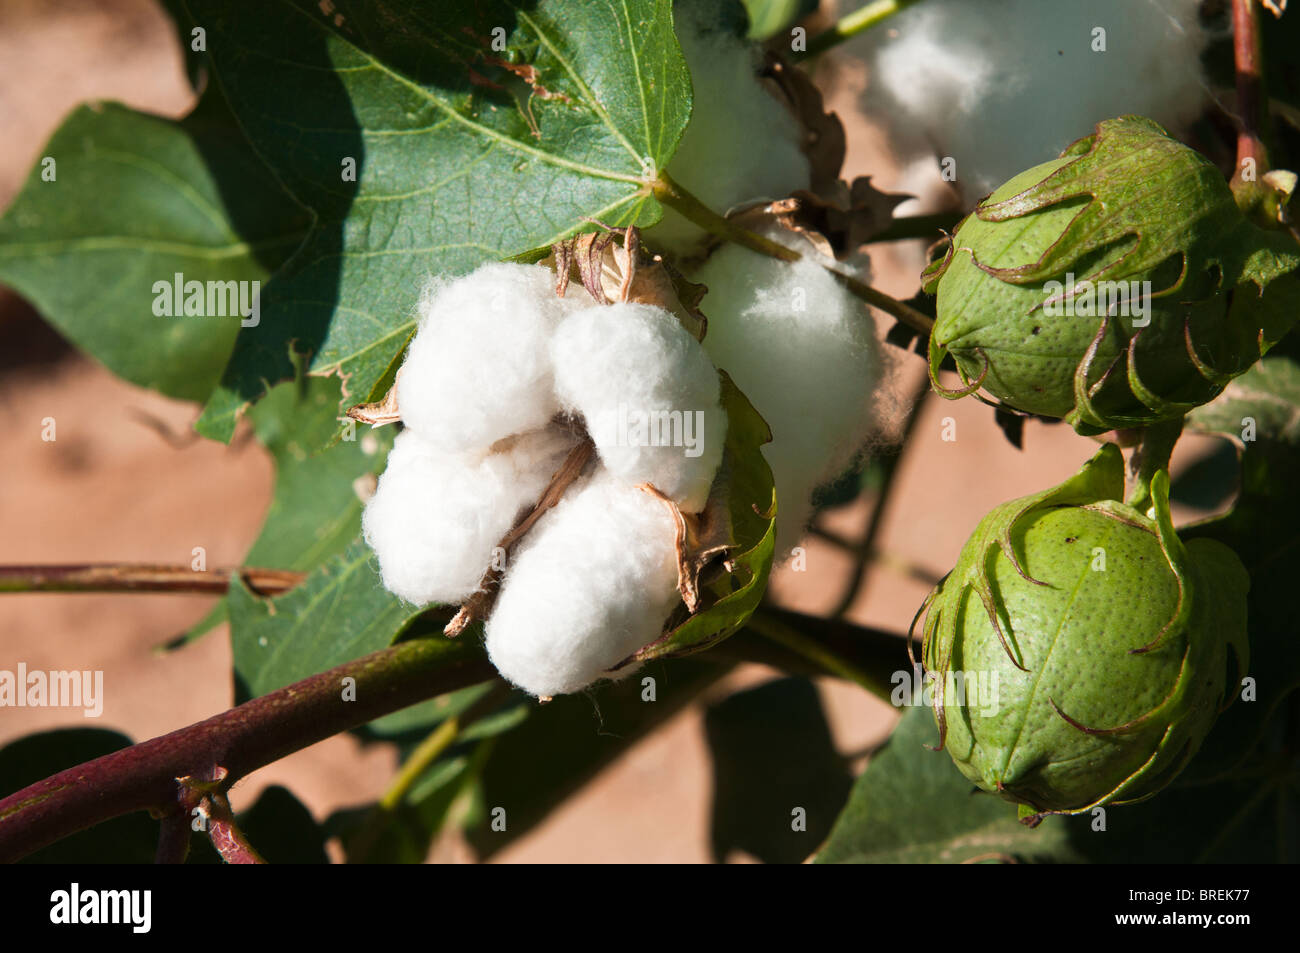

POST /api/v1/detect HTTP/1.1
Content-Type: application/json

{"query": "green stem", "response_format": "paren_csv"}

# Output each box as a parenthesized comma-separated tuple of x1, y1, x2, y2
(746, 609, 900, 703)
(1125, 417, 1185, 513)
(800, 0, 925, 58)
(651, 172, 935, 335)
(869, 211, 962, 243)
(379, 718, 463, 812)
(652, 171, 799, 261)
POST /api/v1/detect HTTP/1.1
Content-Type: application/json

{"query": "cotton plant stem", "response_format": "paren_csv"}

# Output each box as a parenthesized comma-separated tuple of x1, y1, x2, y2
(376, 682, 514, 813)
(1125, 417, 1185, 514)
(345, 683, 515, 861)
(746, 608, 904, 703)
(153, 813, 192, 864)
(651, 171, 799, 262)
(800, 0, 925, 58)
(0, 563, 305, 595)
(339, 715, 465, 863)
(651, 172, 935, 335)
(379, 719, 464, 813)
(0, 636, 496, 863)
(1231, 0, 1270, 185)
(206, 792, 266, 864)
(868, 211, 962, 244)
(0, 590, 911, 862)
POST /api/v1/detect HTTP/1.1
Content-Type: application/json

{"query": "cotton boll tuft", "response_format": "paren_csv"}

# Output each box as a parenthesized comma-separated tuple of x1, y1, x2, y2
(485, 471, 683, 697)
(552, 302, 726, 512)
(845, 0, 1211, 197)
(396, 262, 590, 449)
(362, 426, 578, 606)
(647, 0, 811, 254)
(691, 232, 882, 555)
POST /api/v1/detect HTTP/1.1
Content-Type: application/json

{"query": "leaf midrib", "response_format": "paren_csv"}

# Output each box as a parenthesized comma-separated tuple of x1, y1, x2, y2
(278, 0, 651, 187)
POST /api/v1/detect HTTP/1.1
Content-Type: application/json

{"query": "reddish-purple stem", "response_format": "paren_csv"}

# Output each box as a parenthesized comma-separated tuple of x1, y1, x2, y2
(0, 636, 495, 863)
(1232, 0, 1269, 178)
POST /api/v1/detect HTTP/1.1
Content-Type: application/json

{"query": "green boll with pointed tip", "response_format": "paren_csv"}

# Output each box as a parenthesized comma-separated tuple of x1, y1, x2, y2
(923, 116, 1300, 435)
(918, 444, 1249, 824)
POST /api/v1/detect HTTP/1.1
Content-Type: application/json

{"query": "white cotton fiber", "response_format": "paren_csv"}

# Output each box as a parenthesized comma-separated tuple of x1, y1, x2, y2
(646, 0, 812, 253)
(844, 0, 1211, 197)
(396, 262, 590, 449)
(362, 426, 578, 606)
(552, 302, 726, 512)
(485, 470, 683, 697)
(691, 232, 882, 555)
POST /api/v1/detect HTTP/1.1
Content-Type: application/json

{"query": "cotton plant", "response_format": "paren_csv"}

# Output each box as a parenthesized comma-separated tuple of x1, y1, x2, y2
(5, 0, 1299, 867)
(358, 8, 892, 698)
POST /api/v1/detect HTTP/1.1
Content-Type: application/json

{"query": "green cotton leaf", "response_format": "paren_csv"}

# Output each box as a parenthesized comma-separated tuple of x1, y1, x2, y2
(0, 90, 310, 403)
(1188, 349, 1300, 445)
(814, 707, 1077, 864)
(243, 379, 395, 570)
(187, 0, 692, 443)
(228, 539, 433, 698)
(636, 373, 776, 662)
(175, 375, 396, 647)
(364, 682, 504, 739)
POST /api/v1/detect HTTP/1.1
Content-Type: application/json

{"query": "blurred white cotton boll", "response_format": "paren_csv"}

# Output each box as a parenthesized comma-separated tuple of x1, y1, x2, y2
(646, 1, 811, 254)
(845, 0, 1211, 197)
(552, 302, 726, 512)
(396, 262, 591, 449)
(362, 426, 578, 606)
(691, 232, 882, 556)
(485, 470, 683, 698)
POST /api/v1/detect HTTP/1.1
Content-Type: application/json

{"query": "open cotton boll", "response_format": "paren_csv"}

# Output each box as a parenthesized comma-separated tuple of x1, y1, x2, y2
(396, 262, 590, 450)
(363, 426, 578, 606)
(691, 233, 882, 555)
(485, 470, 682, 697)
(844, 0, 1210, 197)
(646, 0, 811, 254)
(552, 302, 726, 513)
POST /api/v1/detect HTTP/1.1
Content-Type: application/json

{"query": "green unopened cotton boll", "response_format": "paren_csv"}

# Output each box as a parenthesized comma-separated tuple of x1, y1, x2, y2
(923, 116, 1300, 435)
(919, 444, 1249, 821)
